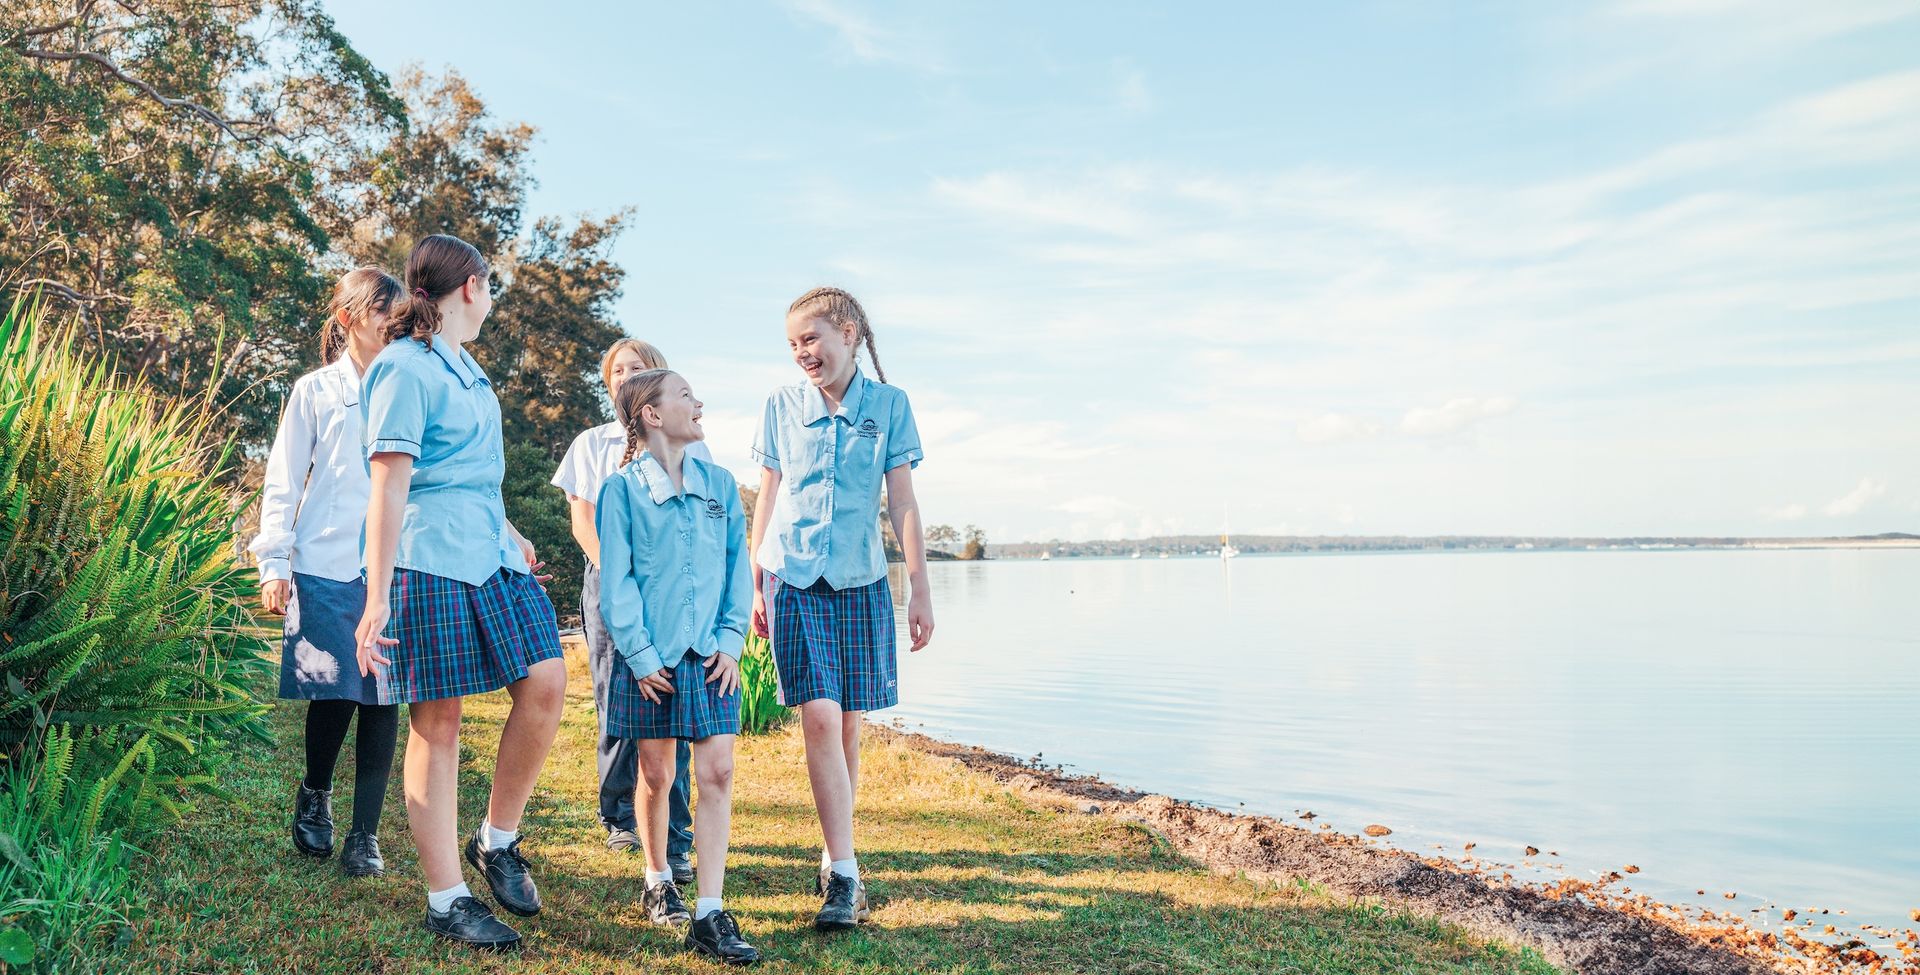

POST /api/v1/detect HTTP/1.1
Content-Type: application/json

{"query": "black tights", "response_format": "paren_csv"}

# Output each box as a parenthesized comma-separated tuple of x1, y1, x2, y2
(303, 700, 399, 835)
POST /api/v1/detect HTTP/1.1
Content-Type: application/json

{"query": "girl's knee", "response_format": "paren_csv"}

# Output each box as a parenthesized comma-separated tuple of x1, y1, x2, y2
(697, 754, 734, 793)
(523, 658, 567, 702)
(638, 754, 675, 793)
(410, 701, 462, 747)
(800, 702, 843, 736)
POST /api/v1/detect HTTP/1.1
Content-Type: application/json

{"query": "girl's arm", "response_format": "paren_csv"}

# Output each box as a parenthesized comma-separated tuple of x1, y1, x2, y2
(749, 466, 782, 637)
(249, 380, 317, 613)
(595, 478, 666, 679)
(353, 452, 411, 675)
(885, 464, 934, 652)
(568, 498, 600, 567)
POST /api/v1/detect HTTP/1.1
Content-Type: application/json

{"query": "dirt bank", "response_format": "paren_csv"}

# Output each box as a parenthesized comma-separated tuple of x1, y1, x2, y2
(880, 727, 1916, 975)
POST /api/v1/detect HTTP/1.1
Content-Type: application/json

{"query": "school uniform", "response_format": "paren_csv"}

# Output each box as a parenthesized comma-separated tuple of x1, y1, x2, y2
(250, 354, 378, 704)
(552, 425, 709, 842)
(595, 451, 751, 739)
(751, 369, 922, 712)
(360, 334, 562, 704)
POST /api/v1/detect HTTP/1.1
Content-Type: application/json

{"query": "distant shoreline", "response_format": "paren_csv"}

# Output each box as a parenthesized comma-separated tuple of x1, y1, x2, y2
(989, 533, 1920, 560)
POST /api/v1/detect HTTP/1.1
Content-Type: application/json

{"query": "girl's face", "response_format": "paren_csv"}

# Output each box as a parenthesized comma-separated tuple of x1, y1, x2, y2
(644, 374, 705, 444)
(786, 313, 855, 387)
(608, 346, 654, 392)
(350, 306, 391, 340)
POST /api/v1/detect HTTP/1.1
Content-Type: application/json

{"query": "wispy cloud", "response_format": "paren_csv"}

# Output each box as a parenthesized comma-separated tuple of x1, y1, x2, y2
(1296, 412, 1381, 445)
(1824, 478, 1888, 517)
(781, 0, 942, 70)
(1114, 62, 1153, 114)
(1401, 397, 1517, 437)
(1763, 503, 1807, 522)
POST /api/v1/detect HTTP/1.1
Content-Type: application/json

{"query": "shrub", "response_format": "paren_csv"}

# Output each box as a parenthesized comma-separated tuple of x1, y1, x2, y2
(737, 634, 789, 735)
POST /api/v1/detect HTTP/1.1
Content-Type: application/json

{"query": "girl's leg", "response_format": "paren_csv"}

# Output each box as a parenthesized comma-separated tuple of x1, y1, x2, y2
(350, 703, 400, 834)
(486, 657, 567, 831)
(405, 697, 465, 891)
(690, 735, 736, 900)
(799, 699, 855, 861)
(304, 699, 356, 790)
(840, 711, 862, 801)
(636, 739, 679, 876)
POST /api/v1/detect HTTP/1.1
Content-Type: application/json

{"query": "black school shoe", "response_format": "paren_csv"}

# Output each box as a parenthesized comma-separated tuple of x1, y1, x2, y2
(644, 880, 692, 925)
(464, 831, 542, 917)
(814, 873, 870, 931)
(606, 827, 641, 853)
(339, 830, 384, 877)
(686, 909, 760, 965)
(291, 784, 334, 859)
(668, 854, 696, 887)
(423, 896, 522, 950)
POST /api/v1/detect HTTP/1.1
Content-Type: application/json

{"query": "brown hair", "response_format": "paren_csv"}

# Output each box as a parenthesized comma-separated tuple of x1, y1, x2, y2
(321, 267, 402, 364)
(788, 286, 886, 383)
(614, 368, 678, 466)
(600, 338, 668, 397)
(386, 234, 488, 346)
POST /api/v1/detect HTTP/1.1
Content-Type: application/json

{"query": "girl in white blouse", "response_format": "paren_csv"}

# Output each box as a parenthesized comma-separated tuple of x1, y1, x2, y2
(249, 267, 402, 878)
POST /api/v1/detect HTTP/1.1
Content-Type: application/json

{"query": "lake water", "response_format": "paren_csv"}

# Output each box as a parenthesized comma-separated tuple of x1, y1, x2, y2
(884, 549, 1919, 934)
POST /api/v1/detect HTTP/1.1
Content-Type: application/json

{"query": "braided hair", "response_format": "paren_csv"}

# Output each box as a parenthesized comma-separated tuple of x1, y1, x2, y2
(613, 369, 677, 466)
(320, 267, 401, 363)
(788, 286, 886, 383)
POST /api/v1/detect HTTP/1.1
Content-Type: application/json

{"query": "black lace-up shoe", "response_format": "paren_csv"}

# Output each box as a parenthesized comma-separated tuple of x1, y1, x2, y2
(815, 872, 863, 931)
(686, 909, 761, 965)
(423, 896, 521, 950)
(464, 831, 541, 917)
(292, 784, 334, 859)
(644, 880, 692, 925)
(668, 854, 696, 886)
(339, 830, 384, 877)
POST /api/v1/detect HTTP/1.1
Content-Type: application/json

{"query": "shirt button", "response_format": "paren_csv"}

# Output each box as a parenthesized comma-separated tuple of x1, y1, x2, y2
(490, 531, 500, 540)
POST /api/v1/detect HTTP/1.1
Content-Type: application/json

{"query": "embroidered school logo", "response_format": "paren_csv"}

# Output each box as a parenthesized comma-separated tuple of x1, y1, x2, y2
(857, 418, 880, 438)
(704, 498, 725, 518)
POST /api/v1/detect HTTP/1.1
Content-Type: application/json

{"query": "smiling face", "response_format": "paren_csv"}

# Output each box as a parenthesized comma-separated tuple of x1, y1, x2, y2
(608, 345, 654, 391)
(786, 312, 857, 388)
(643, 372, 705, 445)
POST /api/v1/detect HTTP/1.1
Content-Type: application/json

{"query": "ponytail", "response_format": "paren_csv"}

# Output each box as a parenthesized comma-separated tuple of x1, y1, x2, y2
(322, 267, 401, 364)
(388, 234, 488, 347)
(787, 286, 887, 384)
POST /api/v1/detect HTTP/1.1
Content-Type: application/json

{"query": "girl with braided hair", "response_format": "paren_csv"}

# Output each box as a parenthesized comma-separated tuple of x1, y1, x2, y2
(595, 369, 760, 964)
(749, 286, 934, 931)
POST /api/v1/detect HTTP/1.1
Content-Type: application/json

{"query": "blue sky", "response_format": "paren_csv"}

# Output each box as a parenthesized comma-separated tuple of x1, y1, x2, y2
(324, 0, 1920, 542)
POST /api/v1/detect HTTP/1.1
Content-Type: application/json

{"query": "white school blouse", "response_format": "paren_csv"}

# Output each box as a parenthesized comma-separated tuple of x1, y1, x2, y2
(248, 355, 371, 584)
(551, 421, 713, 504)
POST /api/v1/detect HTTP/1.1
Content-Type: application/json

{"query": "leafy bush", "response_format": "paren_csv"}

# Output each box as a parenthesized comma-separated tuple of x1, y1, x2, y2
(0, 731, 138, 973)
(0, 298, 270, 822)
(737, 634, 789, 735)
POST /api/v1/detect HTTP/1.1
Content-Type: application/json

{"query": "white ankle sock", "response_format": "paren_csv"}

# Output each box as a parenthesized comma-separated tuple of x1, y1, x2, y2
(821, 848, 832, 869)
(646, 868, 673, 886)
(427, 882, 472, 913)
(482, 821, 516, 851)
(695, 897, 723, 920)
(830, 857, 859, 883)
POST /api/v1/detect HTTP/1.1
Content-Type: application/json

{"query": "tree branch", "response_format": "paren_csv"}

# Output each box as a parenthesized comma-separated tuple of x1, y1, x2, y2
(19, 47, 264, 142)
(14, 1, 98, 39)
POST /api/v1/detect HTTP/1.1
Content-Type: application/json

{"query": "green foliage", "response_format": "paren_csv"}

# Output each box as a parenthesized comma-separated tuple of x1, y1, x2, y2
(0, 299, 270, 821)
(737, 634, 790, 736)
(0, 739, 139, 974)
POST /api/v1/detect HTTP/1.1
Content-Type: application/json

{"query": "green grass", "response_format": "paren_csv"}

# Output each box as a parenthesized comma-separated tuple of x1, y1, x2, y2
(104, 644, 1560, 974)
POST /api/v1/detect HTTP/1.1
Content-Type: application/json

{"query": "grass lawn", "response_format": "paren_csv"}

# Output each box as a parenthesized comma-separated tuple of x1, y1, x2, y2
(112, 644, 1560, 974)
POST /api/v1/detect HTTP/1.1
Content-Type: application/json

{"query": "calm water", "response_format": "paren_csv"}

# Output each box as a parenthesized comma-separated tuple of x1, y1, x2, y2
(884, 549, 1920, 933)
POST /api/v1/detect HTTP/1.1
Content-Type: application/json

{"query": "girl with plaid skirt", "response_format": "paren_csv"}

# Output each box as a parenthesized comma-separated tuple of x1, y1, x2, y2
(748, 287, 934, 931)
(250, 267, 402, 878)
(353, 234, 568, 951)
(596, 369, 760, 964)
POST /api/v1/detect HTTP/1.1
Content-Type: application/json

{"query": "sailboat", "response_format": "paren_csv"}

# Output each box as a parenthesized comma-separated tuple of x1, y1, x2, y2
(1219, 508, 1240, 559)
(1130, 549, 1142, 560)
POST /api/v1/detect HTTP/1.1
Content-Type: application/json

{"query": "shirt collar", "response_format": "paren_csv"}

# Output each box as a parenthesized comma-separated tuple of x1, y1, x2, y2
(636, 451, 714, 505)
(429, 333, 487, 389)
(326, 352, 363, 406)
(799, 367, 871, 426)
(597, 421, 626, 442)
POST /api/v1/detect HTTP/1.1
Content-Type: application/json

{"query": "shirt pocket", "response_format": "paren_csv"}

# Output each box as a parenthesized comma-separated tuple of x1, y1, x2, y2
(839, 418, 887, 498)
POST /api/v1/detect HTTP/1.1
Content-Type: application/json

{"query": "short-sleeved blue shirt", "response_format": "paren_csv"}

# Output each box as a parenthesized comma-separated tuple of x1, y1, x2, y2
(751, 369, 923, 590)
(360, 334, 522, 586)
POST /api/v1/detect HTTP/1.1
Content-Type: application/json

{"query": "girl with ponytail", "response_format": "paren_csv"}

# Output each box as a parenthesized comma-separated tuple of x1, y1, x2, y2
(250, 266, 401, 879)
(353, 234, 567, 951)
(748, 287, 934, 932)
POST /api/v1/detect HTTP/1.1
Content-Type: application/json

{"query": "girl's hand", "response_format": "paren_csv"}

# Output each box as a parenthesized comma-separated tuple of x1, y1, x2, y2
(704, 653, 741, 697)
(751, 589, 769, 638)
(907, 587, 934, 652)
(516, 534, 539, 570)
(527, 560, 553, 587)
(261, 579, 292, 616)
(353, 601, 397, 677)
(637, 668, 676, 703)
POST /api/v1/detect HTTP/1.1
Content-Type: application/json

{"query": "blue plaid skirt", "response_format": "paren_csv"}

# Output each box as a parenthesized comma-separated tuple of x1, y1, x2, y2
(764, 574, 898, 712)
(607, 652, 741, 740)
(375, 567, 564, 705)
(279, 573, 379, 704)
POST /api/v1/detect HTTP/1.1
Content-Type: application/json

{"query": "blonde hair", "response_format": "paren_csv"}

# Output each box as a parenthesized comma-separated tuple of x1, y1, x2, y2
(321, 267, 401, 363)
(788, 286, 886, 383)
(387, 234, 488, 347)
(614, 368, 677, 467)
(600, 338, 668, 397)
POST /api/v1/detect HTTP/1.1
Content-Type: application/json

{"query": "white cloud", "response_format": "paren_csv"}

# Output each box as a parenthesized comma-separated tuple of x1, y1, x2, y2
(1400, 397, 1517, 437)
(1115, 64, 1152, 114)
(933, 171, 1147, 236)
(1823, 478, 1888, 517)
(1053, 495, 1135, 518)
(1296, 412, 1382, 445)
(781, 0, 941, 70)
(1763, 503, 1807, 522)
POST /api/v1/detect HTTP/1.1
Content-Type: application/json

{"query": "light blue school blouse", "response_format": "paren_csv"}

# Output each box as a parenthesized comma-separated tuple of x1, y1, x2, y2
(359, 334, 523, 587)
(595, 452, 751, 678)
(751, 369, 923, 590)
